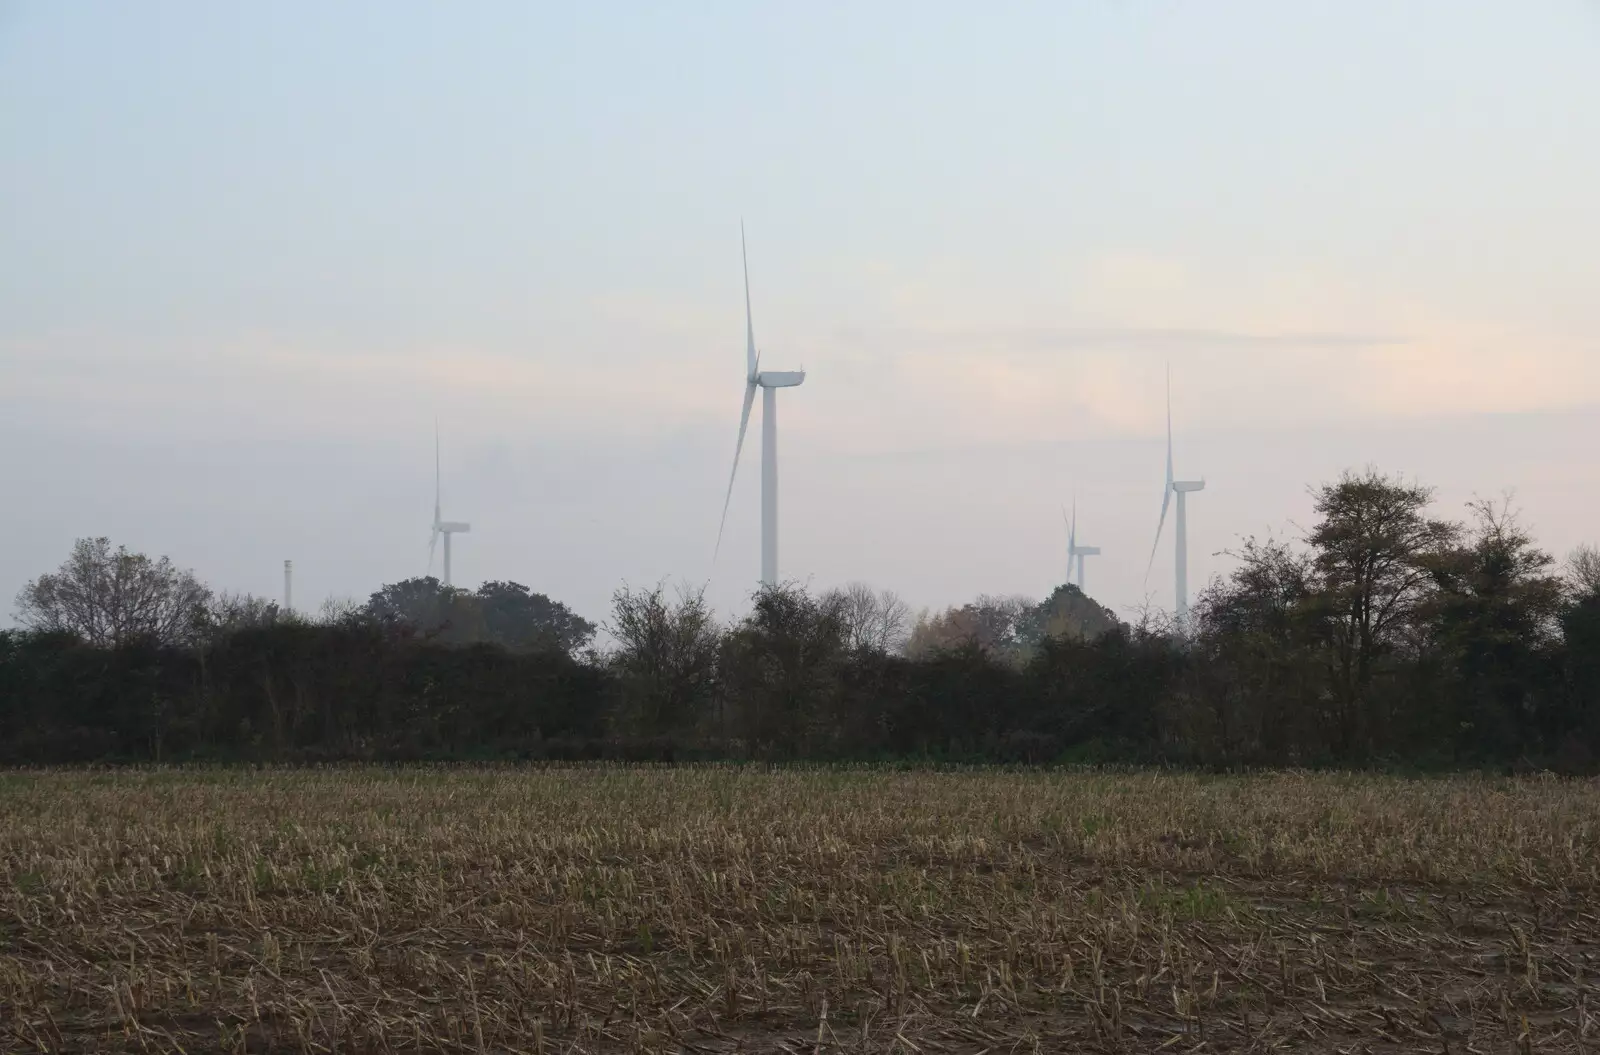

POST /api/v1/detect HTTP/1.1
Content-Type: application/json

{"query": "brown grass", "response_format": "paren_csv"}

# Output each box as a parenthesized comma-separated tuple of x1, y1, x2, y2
(2, 766, 1598, 1053)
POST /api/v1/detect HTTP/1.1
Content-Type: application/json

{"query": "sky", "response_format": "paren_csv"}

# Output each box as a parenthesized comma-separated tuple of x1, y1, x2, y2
(2, 1, 1598, 629)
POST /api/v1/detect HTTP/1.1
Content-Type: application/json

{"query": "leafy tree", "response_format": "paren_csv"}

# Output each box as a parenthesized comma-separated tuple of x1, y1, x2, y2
(4, 468, 1597, 770)
(1013, 584, 1121, 656)
(720, 583, 848, 753)
(364, 577, 484, 645)
(15, 537, 212, 648)
(1188, 537, 1322, 762)
(1306, 469, 1458, 757)
(606, 582, 719, 736)
(1558, 544, 1600, 764)
(1425, 499, 1565, 759)
(474, 580, 596, 654)
(1028, 621, 1174, 755)
(364, 578, 592, 653)
(901, 642, 1021, 756)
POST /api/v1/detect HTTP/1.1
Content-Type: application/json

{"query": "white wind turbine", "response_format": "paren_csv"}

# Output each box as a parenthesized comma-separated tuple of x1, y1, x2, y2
(1146, 369, 1205, 628)
(1066, 501, 1101, 592)
(714, 224, 806, 587)
(429, 426, 471, 588)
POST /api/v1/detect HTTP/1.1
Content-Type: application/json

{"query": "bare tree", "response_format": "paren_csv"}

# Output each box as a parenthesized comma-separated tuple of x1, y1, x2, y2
(205, 592, 284, 637)
(823, 581, 912, 653)
(315, 596, 365, 627)
(1568, 544, 1600, 600)
(15, 537, 212, 648)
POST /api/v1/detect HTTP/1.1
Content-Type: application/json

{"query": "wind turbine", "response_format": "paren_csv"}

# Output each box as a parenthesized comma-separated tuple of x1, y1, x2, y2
(429, 426, 471, 588)
(1065, 501, 1101, 592)
(714, 224, 806, 587)
(1146, 368, 1205, 628)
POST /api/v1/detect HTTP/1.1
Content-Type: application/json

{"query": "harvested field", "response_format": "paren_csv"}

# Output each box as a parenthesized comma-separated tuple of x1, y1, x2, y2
(2, 767, 1598, 1053)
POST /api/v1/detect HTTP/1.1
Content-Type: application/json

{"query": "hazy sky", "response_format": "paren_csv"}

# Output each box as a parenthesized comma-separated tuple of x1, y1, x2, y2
(3, 2, 1598, 628)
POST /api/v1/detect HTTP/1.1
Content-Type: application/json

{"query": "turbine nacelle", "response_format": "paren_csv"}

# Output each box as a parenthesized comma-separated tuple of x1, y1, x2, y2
(1172, 481, 1205, 494)
(757, 370, 805, 389)
(434, 521, 471, 534)
(1070, 545, 1102, 557)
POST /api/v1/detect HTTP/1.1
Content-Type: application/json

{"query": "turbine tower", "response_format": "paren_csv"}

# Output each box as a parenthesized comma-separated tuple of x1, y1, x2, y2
(429, 426, 471, 588)
(1066, 502, 1101, 592)
(1146, 368, 1205, 628)
(715, 224, 806, 586)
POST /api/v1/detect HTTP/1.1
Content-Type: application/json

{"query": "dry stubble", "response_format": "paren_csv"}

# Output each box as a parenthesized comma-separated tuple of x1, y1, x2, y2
(2, 766, 1598, 1053)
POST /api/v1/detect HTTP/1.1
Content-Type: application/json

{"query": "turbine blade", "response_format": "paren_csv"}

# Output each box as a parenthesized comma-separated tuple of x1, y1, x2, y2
(1165, 364, 1175, 488)
(428, 529, 438, 575)
(1145, 488, 1171, 582)
(741, 222, 756, 380)
(714, 381, 759, 559)
(1147, 367, 1175, 583)
(434, 419, 442, 519)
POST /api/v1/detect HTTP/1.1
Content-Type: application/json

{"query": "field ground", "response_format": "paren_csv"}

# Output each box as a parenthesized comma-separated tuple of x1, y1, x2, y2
(2, 767, 1598, 1053)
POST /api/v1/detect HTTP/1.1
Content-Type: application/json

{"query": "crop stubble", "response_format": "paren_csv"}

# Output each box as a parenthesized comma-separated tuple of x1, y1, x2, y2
(1, 766, 1598, 1053)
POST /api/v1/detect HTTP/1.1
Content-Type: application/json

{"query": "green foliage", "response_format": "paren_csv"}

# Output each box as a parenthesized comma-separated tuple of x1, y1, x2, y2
(1013, 583, 1120, 656)
(719, 583, 850, 755)
(3, 470, 1599, 770)
(1137, 879, 1234, 921)
(363, 577, 596, 653)
(606, 582, 719, 737)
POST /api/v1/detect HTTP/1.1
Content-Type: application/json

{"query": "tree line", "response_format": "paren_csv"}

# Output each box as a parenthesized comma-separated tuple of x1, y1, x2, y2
(3, 468, 1598, 770)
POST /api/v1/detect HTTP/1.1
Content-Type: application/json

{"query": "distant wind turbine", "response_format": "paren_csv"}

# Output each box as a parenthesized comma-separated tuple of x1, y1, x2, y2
(714, 224, 806, 586)
(429, 425, 471, 588)
(1065, 501, 1101, 592)
(1146, 368, 1205, 628)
